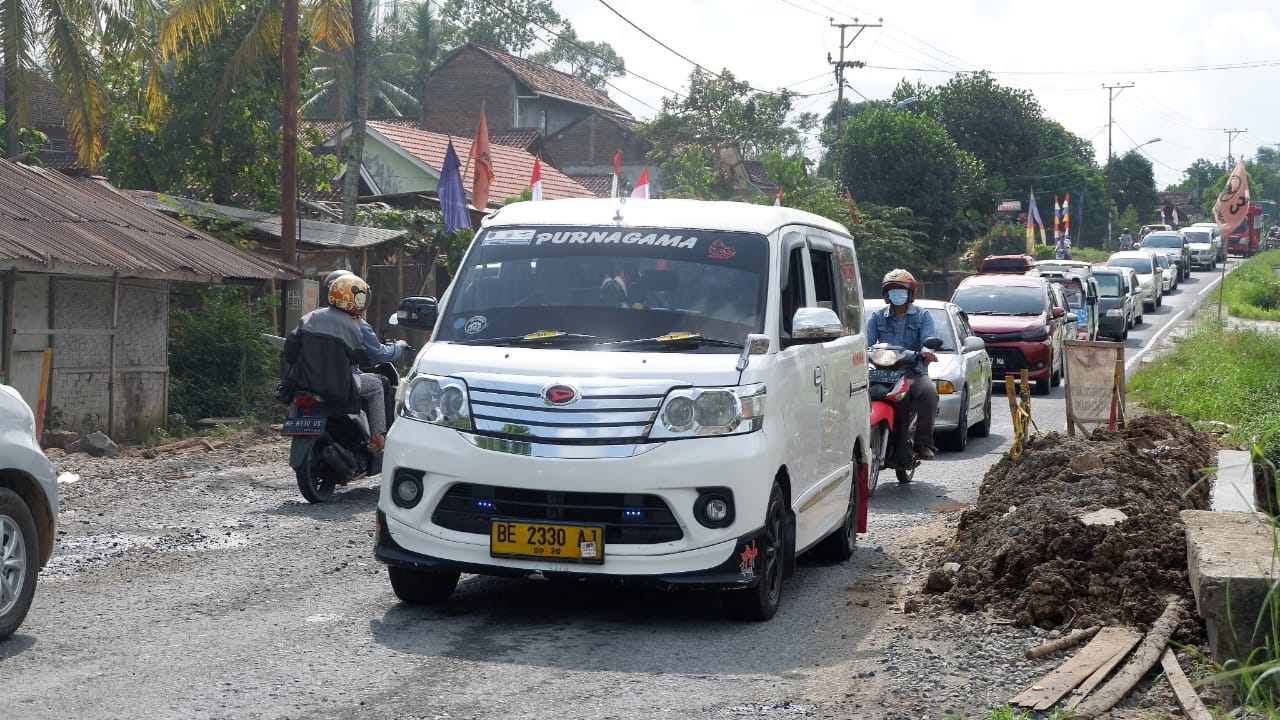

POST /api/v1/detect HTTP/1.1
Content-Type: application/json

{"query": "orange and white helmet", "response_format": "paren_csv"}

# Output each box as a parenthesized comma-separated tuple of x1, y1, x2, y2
(881, 268, 918, 301)
(328, 274, 370, 315)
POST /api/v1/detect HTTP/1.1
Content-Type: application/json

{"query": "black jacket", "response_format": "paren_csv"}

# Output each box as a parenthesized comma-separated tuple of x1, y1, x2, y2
(283, 306, 366, 415)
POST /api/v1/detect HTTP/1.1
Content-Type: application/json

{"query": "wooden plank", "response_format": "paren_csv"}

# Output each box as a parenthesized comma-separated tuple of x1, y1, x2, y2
(1009, 627, 1141, 710)
(1159, 649, 1214, 720)
(1065, 628, 1143, 709)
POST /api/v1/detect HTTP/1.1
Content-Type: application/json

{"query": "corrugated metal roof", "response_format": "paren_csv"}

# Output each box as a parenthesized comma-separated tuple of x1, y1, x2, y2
(0, 161, 297, 280)
(126, 191, 407, 249)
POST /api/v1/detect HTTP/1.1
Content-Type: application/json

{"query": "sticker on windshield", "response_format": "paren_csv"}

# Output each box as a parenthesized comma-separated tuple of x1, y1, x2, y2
(463, 315, 488, 334)
(483, 229, 536, 245)
(708, 239, 736, 260)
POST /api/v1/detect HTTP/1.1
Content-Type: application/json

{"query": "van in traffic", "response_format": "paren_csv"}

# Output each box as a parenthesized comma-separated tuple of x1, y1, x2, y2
(378, 198, 874, 620)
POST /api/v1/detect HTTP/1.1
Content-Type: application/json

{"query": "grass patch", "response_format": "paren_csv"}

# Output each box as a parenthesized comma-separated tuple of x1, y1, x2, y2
(1211, 249, 1280, 320)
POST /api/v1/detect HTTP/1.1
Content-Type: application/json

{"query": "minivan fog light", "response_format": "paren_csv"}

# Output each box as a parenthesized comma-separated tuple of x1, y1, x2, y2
(392, 469, 424, 508)
(694, 488, 734, 528)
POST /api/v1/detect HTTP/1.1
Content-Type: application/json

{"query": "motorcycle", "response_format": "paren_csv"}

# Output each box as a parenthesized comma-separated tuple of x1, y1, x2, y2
(866, 338, 942, 492)
(264, 332, 407, 503)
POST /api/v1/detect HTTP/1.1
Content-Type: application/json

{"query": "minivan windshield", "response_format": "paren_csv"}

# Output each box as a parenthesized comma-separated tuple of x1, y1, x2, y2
(1182, 230, 1210, 244)
(1094, 273, 1124, 297)
(951, 284, 1045, 315)
(436, 226, 770, 351)
(1108, 257, 1154, 274)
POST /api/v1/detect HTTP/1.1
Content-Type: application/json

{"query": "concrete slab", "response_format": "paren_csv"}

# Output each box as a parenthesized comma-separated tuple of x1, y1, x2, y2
(1215, 449, 1257, 512)
(1181, 509, 1279, 664)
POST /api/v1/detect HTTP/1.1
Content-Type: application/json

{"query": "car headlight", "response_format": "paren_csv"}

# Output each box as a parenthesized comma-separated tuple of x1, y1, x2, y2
(1020, 326, 1050, 342)
(398, 373, 472, 428)
(651, 383, 765, 438)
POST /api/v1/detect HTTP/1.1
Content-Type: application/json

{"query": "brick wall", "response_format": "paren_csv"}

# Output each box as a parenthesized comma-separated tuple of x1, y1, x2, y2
(550, 115, 651, 176)
(423, 50, 516, 134)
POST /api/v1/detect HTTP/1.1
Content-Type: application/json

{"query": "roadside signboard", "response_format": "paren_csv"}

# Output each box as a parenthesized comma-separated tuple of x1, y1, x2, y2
(1064, 340, 1126, 436)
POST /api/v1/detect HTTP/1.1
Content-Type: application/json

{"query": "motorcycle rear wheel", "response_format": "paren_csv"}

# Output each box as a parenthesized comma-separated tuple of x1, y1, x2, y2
(295, 446, 336, 503)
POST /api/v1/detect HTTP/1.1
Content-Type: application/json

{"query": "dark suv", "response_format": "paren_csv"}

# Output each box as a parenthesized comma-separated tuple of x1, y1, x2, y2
(950, 274, 1072, 395)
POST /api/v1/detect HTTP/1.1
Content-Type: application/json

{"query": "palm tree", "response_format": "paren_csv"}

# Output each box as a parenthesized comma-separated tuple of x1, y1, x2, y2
(1, 0, 154, 168)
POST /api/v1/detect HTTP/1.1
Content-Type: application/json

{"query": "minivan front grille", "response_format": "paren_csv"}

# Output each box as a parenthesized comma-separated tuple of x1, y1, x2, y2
(432, 483, 683, 544)
(463, 375, 673, 445)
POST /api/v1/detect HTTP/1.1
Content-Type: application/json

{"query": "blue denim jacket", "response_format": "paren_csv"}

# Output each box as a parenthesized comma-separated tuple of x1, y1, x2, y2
(865, 304, 936, 375)
(353, 319, 403, 375)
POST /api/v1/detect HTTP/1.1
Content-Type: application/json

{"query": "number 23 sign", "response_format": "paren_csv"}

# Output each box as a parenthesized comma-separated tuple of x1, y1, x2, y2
(1213, 160, 1252, 238)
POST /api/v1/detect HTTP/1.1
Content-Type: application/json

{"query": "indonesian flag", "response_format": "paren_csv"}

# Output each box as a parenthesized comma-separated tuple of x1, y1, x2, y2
(530, 157, 543, 201)
(470, 105, 495, 210)
(774, 188, 782, 206)
(843, 187, 861, 224)
(610, 150, 622, 198)
(1172, 203, 1179, 225)
(1063, 193, 1070, 236)
(631, 167, 650, 198)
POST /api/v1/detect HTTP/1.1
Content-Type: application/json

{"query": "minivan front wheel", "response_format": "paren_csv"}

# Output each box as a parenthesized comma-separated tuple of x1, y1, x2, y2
(723, 483, 786, 621)
(0, 487, 39, 640)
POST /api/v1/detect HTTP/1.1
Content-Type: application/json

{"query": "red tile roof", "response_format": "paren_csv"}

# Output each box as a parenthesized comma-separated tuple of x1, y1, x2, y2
(366, 121, 595, 206)
(568, 174, 614, 199)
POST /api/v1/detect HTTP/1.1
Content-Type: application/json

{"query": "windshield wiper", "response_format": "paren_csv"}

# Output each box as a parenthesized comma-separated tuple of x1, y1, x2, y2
(456, 331, 610, 346)
(603, 332, 744, 349)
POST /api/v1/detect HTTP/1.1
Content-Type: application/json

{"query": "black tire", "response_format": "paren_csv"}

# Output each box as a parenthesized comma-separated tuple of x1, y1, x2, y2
(388, 565, 460, 604)
(0, 487, 39, 640)
(938, 392, 968, 452)
(294, 445, 336, 504)
(894, 461, 916, 484)
(866, 424, 884, 498)
(1050, 362, 1063, 388)
(815, 469, 859, 561)
(1033, 376, 1051, 395)
(723, 483, 786, 621)
(971, 391, 992, 438)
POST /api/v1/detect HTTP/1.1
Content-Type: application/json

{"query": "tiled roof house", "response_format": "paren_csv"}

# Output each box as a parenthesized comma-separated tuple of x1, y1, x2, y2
(421, 43, 655, 196)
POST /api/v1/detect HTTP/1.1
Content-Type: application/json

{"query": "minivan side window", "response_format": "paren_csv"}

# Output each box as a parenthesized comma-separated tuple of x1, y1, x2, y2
(781, 246, 807, 337)
(810, 248, 839, 317)
(834, 244, 862, 334)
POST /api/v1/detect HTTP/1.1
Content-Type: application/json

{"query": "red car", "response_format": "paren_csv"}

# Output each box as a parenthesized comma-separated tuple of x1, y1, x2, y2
(977, 254, 1035, 275)
(949, 274, 1070, 395)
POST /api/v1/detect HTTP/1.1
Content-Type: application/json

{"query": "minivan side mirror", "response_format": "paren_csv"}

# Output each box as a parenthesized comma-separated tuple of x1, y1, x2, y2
(394, 296, 439, 330)
(961, 336, 985, 353)
(923, 336, 944, 350)
(1052, 306, 1066, 318)
(789, 307, 843, 343)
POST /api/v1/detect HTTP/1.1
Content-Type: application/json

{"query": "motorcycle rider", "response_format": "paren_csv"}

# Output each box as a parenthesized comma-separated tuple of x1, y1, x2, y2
(324, 269, 409, 438)
(283, 276, 366, 433)
(865, 269, 940, 460)
(1119, 228, 1134, 251)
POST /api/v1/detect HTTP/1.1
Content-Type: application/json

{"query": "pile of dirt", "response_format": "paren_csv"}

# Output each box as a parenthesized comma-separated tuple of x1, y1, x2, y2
(931, 414, 1216, 634)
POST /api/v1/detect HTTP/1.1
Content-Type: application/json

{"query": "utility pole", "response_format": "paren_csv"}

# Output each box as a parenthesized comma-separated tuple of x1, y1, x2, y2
(1103, 82, 1133, 249)
(1223, 128, 1247, 169)
(828, 18, 880, 147)
(281, 0, 299, 267)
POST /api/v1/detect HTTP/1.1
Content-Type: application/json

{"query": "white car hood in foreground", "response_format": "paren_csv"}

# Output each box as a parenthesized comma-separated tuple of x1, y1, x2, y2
(414, 341, 745, 388)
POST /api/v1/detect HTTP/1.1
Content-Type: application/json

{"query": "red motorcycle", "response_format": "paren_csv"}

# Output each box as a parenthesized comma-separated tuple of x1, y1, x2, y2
(866, 338, 942, 492)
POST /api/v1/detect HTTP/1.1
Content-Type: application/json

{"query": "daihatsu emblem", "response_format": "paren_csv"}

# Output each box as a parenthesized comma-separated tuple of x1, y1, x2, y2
(542, 384, 579, 406)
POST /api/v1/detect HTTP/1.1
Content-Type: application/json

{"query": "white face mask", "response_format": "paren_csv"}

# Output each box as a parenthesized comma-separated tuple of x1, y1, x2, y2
(887, 289, 909, 306)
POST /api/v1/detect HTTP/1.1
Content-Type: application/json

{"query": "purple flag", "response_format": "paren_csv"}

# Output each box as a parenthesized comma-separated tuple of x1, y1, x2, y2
(438, 140, 470, 232)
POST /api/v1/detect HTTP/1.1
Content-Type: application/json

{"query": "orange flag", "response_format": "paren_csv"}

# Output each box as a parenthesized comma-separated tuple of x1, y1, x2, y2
(470, 105, 495, 210)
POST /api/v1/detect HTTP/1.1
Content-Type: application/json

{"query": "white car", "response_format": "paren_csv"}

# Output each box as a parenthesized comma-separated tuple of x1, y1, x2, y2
(1154, 253, 1177, 292)
(1187, 222, 1225, 263)
(1, 384, 59, 640)
(1107, 251, 1163, 310)
(379, 198, 875, 621)
(867, 299, 993, 452)
(1181, 228, 1217, 270)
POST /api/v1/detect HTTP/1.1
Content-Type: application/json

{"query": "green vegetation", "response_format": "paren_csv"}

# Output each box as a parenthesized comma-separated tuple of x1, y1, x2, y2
(1126, 252, 1280, 715)
(947, 704, 1074, 719)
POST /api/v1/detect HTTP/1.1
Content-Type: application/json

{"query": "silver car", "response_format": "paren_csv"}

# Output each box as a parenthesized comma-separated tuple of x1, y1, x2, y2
(1, 384, 59, 640)
(867, 299, 993, 452)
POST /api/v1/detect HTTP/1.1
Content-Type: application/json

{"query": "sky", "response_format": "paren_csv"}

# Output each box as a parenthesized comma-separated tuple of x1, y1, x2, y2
(541, 0, 1280, 192)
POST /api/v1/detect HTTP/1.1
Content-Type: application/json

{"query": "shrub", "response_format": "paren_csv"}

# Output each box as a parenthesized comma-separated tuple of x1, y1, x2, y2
(168, 285, 280, 422)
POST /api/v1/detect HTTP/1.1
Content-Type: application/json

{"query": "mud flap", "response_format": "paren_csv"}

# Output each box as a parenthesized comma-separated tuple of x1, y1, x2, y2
(289, 435, 318, 469)
(856, 462, 869, 533)
(783, 511, 796, 578)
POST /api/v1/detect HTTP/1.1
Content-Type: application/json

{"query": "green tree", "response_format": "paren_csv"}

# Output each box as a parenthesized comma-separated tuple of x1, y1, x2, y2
(1166, 158, 1225, 209)
(912, 72, 1044, 191)
(1007, 120, 1106, 247)
(1106, 150, 1160, 224)
(435, 0, 561, 54)
(837, 106, 984, 264)
(528, 21, 624, 92)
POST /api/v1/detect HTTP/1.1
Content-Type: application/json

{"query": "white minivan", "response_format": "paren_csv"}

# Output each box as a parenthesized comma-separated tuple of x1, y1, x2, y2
(377, 198, 874, 620)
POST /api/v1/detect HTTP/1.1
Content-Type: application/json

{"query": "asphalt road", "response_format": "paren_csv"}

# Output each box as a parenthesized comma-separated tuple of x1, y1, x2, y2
(0, 259, 1235, 720)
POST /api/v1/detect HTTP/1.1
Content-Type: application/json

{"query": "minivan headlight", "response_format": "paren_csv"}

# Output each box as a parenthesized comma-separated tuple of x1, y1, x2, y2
(1021, 326, 1050, 342)
(399, 373, 472, 428)
(651, 383, 765, 438)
